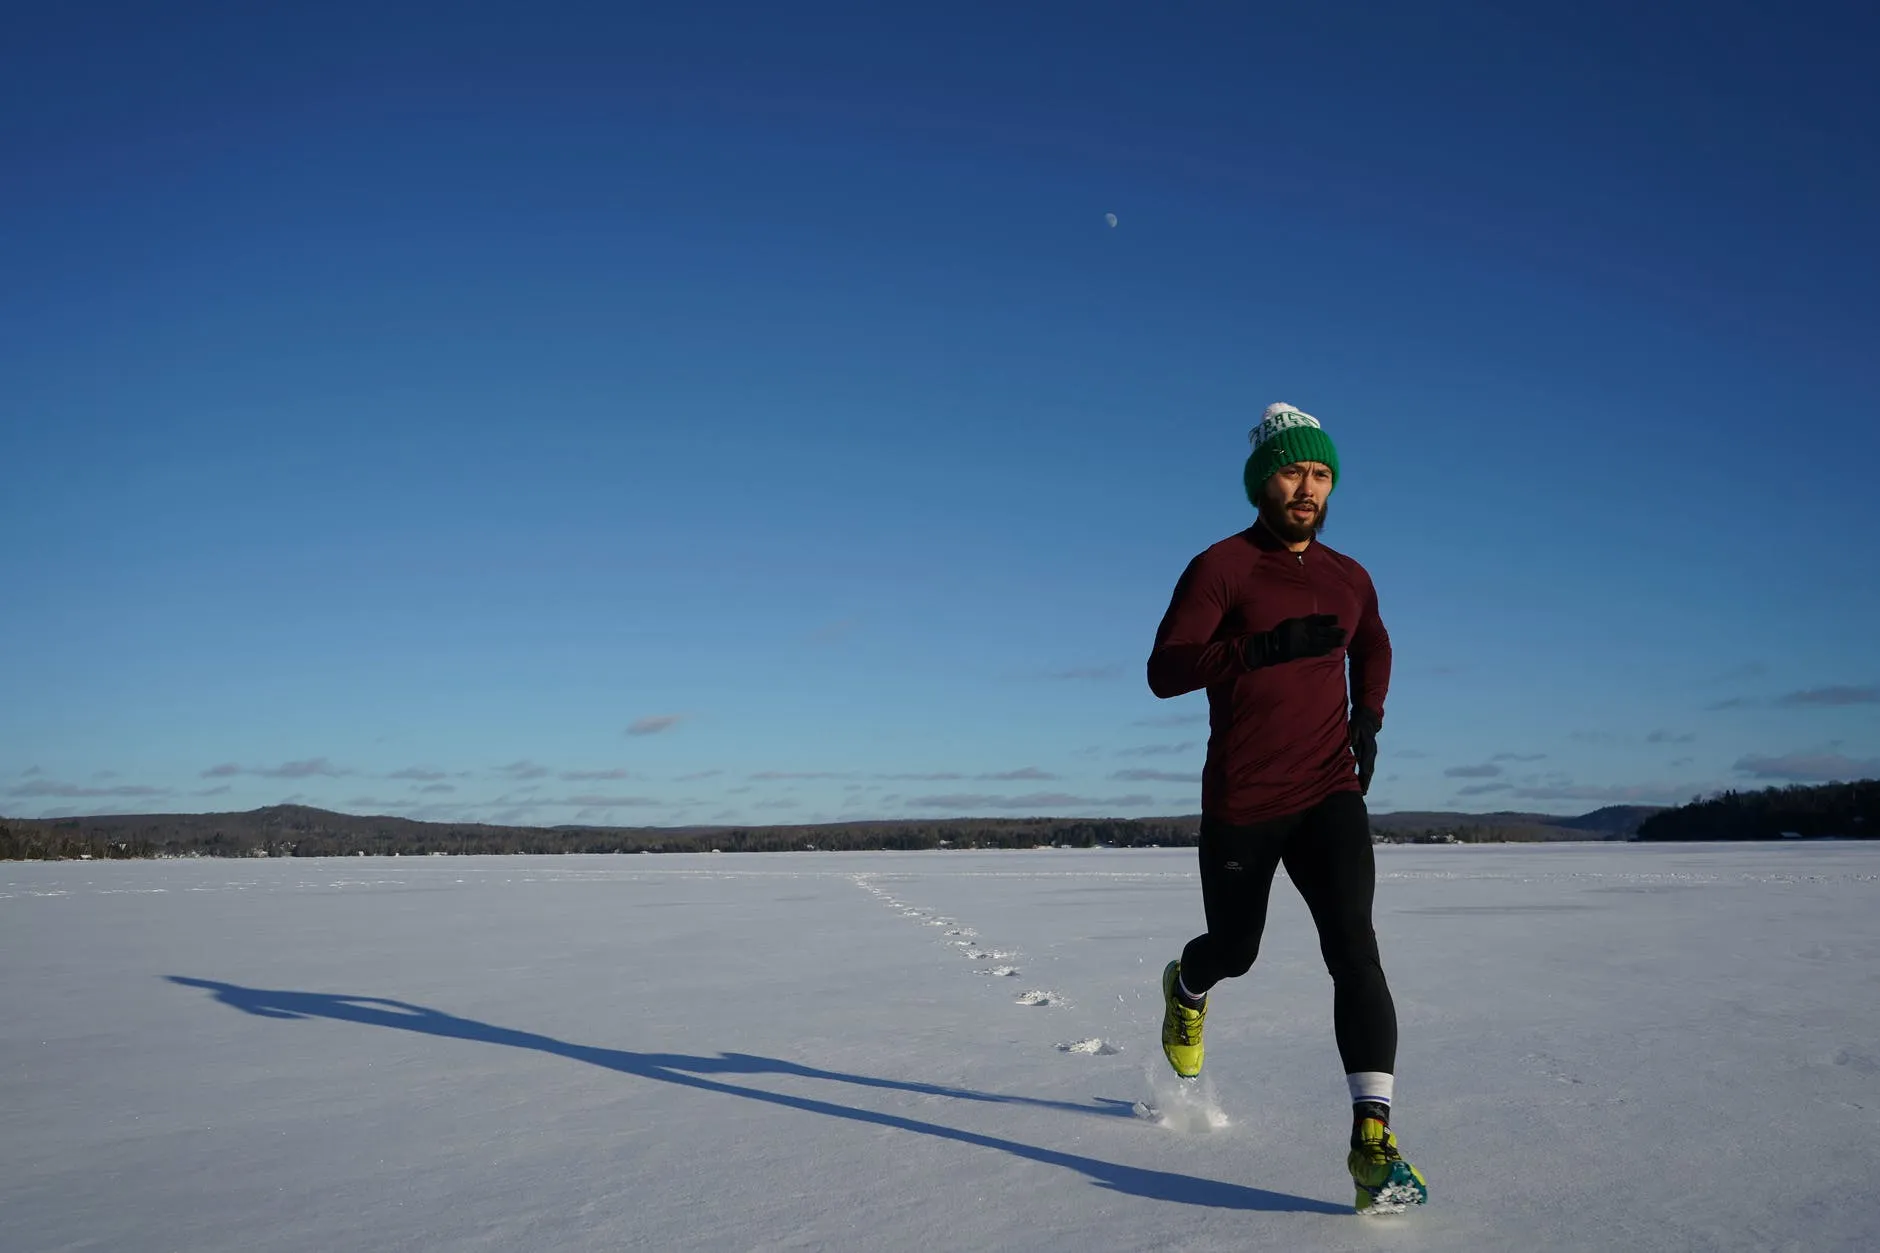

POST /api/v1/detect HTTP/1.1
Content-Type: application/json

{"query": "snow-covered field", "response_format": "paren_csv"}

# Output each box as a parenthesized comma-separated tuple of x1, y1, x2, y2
(4, 842, 1877, 1252)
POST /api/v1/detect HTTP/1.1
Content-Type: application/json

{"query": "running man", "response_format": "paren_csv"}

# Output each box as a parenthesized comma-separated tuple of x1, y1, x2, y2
(1145, 402, 1426, 1213)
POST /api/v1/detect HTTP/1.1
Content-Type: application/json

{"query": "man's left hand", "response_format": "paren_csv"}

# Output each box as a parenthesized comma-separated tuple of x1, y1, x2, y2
(1350, 708, 1383, 795)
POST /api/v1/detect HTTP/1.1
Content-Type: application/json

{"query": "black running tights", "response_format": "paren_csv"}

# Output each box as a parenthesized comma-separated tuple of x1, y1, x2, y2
(1178, 788, 1397, 1075)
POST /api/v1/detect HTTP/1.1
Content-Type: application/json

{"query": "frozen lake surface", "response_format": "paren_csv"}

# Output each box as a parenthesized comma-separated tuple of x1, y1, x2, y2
(4, 842, 1878, 1251)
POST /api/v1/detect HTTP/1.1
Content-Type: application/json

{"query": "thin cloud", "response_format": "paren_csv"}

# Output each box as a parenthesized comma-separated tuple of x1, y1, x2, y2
(903, 791, 1156, 811)
(495, 760, 552, 780)
(260, 758, 346, 779)
(193, 785, 232, 797)
(561, 793, 666, 808)
(387, 767, 448, 781)
(417, 783, 456, 794)
(1490, 753, 1546, 763)
(627, 715, 685, 736)
(1776, 685, 1880, 707)
(806, 618, 859, 645)
(199, 758, 349, 780)
(1116, 741, 1198, 757)
(1111, 768, 1199, 783)
(980, 767, 1056, 781)
(1444, 764, 1503, 779)
(560, 768, 633, 781)
(1044, 664, 1126, 681)
(1710, 686, 1878, 711)
(674, 770, 722, 781)
(21, 765, 43, 776)
(1456, 783, 1513, 796)
(1732, 752, 1880, 782)
(1646, 731, 1696, 744)
(1132, 712, 1206, 728)
(754, 798, 801, 810)
(876, 771, 967, 781)
(1703, 661, 1769, 685)
(5, 779, 173, 799)
(750, 770, 858, 781)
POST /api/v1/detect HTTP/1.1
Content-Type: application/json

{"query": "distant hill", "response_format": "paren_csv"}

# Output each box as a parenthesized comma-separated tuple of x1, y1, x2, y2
(1549, 805, 1667, 837)
(4, 799, 1664, 859)
(1368, 804, 1662, 842)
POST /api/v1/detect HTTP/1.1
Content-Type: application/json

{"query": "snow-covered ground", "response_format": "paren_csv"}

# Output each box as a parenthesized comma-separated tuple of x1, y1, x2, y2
(4, 842, 1877, 1251)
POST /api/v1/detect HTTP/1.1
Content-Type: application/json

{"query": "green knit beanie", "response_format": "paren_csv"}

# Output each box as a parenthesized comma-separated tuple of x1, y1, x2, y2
(1242, 401, 1340, 507)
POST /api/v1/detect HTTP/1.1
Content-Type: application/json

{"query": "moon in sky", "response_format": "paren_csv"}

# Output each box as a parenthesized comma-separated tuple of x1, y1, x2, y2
(1104, 212, 1118, 228)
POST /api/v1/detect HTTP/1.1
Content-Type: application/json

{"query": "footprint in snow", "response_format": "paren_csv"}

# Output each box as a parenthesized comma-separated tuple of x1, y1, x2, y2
(1016, 990, 1067, 1007)
(976, 966, 1021, 977)
(1057, 1038, 1121, 1056)
(1834, 1048, 1879, 1074)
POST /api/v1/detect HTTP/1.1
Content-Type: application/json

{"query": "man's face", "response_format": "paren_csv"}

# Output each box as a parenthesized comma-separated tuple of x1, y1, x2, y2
(1257, 460, 1333, 543)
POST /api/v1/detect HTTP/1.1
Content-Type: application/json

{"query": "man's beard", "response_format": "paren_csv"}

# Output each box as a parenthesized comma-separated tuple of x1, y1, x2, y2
(1261, 498, 1329, 544)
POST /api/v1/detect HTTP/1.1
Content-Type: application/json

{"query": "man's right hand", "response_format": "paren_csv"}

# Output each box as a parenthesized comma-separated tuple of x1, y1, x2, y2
(1241, 614, 1347, 668)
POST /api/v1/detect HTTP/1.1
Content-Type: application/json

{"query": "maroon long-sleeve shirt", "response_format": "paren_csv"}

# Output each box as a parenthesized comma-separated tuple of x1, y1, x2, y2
(1147, 524, 1391, 825)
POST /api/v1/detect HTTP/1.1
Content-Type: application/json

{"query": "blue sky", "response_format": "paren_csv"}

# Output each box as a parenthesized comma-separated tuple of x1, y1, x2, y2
(4, 1, 1878, 827)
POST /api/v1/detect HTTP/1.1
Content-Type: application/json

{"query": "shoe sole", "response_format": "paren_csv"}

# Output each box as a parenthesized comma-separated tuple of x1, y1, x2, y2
(1354, 1164, 1428, 1215)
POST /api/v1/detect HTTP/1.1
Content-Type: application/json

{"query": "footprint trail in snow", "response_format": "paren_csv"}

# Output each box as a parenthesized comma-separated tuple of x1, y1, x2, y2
(850, 874, 1067, 1009)
(854, 875, 1225, 1118)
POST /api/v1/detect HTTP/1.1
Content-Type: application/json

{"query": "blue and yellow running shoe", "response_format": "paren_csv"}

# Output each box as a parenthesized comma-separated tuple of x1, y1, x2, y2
(1348, 1115, 1428, 1214)
(1159, 960, 1206, 1078)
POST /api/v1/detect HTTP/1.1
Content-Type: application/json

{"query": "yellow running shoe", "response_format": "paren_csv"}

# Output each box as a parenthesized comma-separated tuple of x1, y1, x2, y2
(1159, 960, 1206, 1078)
(1347, 1115, 1428, 1214)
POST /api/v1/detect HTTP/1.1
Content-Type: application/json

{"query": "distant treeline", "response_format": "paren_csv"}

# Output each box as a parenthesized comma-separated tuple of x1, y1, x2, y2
(0, 806, 1206, 860)
(0, 805, 1614, 860)
(1634, 780, 1876, 841)
(5, 784, 1864, 860)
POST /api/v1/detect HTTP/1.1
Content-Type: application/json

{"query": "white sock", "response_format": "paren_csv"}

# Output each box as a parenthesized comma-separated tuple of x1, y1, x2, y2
(1177, 972, 1205, 1004)
(1347, 1071, 1393, 1107)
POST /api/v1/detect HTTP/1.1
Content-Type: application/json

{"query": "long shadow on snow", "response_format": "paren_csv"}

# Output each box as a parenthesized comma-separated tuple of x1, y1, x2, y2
(168, 976, 1343, 1214)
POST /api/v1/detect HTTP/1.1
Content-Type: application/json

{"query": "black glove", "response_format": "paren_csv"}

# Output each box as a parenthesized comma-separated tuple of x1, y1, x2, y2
(1350, 707, 1382, 796)
(1240, 614, 1346, 669)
